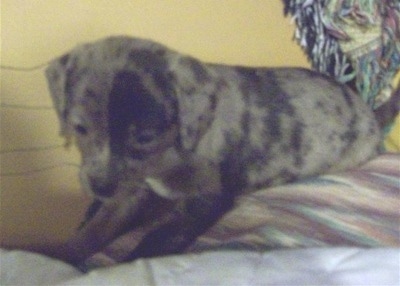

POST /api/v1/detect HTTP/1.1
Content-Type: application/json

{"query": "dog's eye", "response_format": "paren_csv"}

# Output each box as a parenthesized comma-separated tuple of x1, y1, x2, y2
(74, 124, 88, 136)
(128, 125, 159, 147)
(136, 130, 157, 144)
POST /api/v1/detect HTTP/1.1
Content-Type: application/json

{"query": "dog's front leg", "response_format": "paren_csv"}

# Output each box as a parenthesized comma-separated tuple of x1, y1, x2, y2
(123, 158, 234, 261)
(124, 191, 233, 261)
(49, 188, 151, 266)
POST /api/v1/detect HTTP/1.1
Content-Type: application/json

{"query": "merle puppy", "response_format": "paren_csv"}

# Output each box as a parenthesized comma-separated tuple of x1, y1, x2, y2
(45, 36, 381, 266)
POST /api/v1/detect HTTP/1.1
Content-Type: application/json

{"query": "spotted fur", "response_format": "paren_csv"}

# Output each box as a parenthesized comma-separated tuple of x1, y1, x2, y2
(45, 36, 381, 266)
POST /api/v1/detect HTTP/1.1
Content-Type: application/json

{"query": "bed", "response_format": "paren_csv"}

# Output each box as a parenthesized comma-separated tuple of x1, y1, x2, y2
(2, 153, 399, 285)
(1, 247, 399, 285)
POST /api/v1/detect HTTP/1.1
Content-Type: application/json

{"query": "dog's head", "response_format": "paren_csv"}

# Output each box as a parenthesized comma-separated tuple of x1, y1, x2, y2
(46, 36, 221, 199)
(46, 36, 182, 198)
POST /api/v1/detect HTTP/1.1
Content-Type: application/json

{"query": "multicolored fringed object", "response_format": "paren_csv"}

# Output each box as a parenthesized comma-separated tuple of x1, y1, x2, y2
(283, 0, 400, 109)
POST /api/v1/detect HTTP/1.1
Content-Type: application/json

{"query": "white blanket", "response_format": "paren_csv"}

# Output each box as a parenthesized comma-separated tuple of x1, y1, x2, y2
(1, 248, 399, 285)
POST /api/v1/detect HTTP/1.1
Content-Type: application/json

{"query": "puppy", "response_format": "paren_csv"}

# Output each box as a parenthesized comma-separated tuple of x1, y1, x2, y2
(45, 36, 381, 266)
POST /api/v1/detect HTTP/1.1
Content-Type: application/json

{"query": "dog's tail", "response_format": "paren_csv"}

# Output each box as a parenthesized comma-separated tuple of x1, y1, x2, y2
(373, 86, 400, 129)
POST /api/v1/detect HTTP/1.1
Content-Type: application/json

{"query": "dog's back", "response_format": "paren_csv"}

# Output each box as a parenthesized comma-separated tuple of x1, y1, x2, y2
(174, 62, 381, 193)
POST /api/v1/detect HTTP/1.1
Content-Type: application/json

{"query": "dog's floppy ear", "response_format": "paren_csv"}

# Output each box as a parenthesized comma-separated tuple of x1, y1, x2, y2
(45, 54, 73, 144)
(173, 57, 218, 151)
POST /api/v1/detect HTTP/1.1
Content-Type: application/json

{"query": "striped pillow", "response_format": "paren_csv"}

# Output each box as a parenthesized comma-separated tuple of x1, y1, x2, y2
(86, 153, 400, 268)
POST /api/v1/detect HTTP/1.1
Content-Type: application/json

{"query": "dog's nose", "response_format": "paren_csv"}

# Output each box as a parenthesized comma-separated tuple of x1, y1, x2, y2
(89, 177, 116, 197)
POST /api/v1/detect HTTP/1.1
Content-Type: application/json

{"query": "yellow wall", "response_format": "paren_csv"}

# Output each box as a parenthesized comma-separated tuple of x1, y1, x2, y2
(1, 1, 308, 248)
